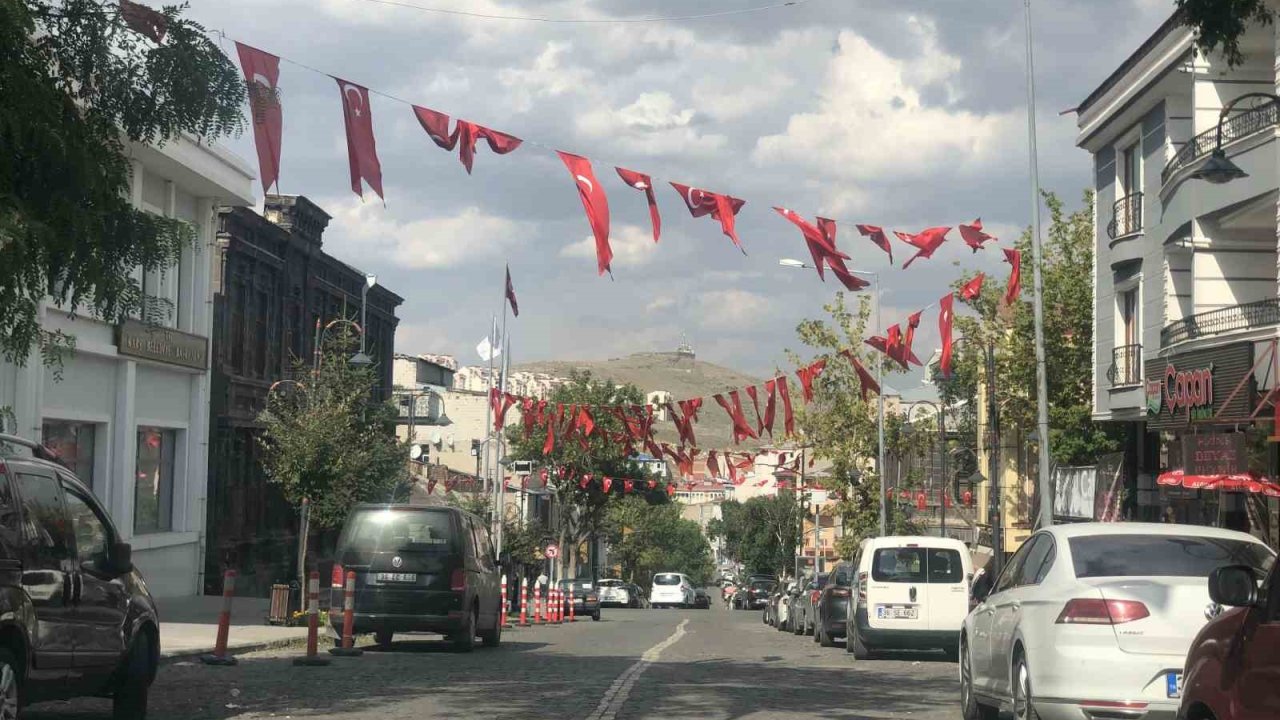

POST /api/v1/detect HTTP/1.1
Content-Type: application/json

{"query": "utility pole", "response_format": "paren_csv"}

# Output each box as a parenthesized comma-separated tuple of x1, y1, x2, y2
(985, 343, 1004, 577)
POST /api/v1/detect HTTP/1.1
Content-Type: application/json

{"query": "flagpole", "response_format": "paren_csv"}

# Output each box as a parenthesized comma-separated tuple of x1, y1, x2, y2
(482, 313, 496, 499)
(495, 308, 509, 554)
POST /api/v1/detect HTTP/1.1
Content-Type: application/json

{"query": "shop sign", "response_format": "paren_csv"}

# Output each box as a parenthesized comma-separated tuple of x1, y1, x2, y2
(116, 320, 208, 370)
(1144, 343, 1254, 430)
(1147, 363, 1215, 421)
(1183, 433, 1247, 475)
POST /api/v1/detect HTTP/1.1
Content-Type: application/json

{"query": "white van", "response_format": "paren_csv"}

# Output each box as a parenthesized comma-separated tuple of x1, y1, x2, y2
(649, 572, 695, 608)
(845, 536, 972, 660)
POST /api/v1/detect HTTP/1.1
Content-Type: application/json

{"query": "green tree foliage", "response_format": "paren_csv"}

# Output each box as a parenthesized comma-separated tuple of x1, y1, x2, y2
(717, 495, 801, 577)
(257, 331, 408, 529)
(0, 1, 244, 366)
(949, 190, 1121, 467)
(604, 496, 713, 586)
(505, 371, 661, 577)
(1177, 0, 1273, 68)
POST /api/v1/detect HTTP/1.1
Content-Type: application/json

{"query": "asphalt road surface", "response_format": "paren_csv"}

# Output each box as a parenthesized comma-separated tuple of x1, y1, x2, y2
(26, 604, 961, 719)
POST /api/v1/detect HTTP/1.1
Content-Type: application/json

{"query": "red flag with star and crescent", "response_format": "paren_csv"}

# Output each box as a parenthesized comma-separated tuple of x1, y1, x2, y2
(670, 182, 746, 254)
(857, 224, 893, 264)
(939, 293, 955, 378)
(412, 105, 521, 174)
(558, 152, 612, 276)
(617, 167, 661, 243)
(1003, 248, 1022, 305)
(336, 78, 384, 200)
(960, 273, 985, 302)
(895, 226, 951, 269)
(235, 43, 283, 196)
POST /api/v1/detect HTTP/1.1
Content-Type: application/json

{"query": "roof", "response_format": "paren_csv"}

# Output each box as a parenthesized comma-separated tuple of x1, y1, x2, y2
(1076, 10, 1184, 114)
(1042, 521, 1268, 544)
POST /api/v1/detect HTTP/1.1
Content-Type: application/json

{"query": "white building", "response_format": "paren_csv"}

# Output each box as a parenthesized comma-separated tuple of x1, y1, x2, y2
(0, 137, 254, 597)
(1076, 13, 1279, 536)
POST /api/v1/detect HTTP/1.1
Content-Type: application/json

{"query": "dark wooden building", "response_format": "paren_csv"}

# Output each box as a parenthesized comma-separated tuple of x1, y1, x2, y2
(207, 195, 403, 596)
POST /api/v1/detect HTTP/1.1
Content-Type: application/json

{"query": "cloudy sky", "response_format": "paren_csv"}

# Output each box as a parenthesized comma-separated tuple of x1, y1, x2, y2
(185, 0, 1173, 385)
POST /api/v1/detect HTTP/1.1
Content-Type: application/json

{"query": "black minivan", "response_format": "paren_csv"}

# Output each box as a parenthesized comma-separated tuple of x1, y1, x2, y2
(330, 504, 503, 651)
(0, 433, 158, 718)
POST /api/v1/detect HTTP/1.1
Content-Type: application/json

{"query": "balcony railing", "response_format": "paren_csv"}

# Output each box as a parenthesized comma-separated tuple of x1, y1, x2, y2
(1105, 193, 1143, 240)
(1161, 99, 1280, 184)
(1161, 297, 1280, 346)
(1106, 343, 1142, 387)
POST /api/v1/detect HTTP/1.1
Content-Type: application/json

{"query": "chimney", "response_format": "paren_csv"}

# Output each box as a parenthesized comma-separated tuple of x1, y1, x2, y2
(264, 194, 331, 247)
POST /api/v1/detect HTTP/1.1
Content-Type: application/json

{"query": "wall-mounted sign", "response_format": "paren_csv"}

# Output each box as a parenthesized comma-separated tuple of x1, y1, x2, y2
(116, 320, 208, 370)
(1183, 433, 1247, 475)
(1145, 343, 1253, 430)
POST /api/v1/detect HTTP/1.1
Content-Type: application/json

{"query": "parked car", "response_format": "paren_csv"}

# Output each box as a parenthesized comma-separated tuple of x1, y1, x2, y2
(815, 562, 854, 647)
(0, 433, 158, 719)
(1178, 558, 1280, 720)
(693, 588, 711, 609)
(848, 536, 972, 660)
(744, 579, 777, 610)
(558, 578, 601, 621)
(650, 572, 695, 608)
(792, 573, 830, 636)
(960, 523, 1274, 720)
(627, 583, 650, 608)
(597, 578, 634, 608)
(329, 503, 504, 651)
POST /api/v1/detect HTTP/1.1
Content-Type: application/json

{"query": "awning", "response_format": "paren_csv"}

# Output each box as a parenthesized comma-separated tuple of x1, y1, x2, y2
(1156, 469, 1280, 497)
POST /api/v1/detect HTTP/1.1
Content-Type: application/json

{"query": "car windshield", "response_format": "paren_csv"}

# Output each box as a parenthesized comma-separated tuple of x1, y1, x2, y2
(750, 581, 775, 591)
(337, 508, 456, 553)
(870, 547, 964, 583)
(654, 574, 682, 585)
(1069, 534, 1275, 578)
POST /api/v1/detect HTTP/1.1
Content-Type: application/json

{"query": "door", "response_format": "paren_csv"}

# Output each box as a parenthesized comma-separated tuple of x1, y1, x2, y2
(10, 468, 75, 673)
(970, 539, 1032, 693)
(988, 535, 1053, 699)
(61, 480, 128, 674)
(924, 547, 968, 632)
(1237, 564, 1280, 720)
(466, 516, 499, 630)
(866, 547, 928, 633)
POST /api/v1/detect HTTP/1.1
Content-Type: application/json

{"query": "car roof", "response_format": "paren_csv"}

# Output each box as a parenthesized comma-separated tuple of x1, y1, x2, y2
(1041, 521, 1268, 545)
(863, 535, 969, 550)
(0, 434, 92, 494)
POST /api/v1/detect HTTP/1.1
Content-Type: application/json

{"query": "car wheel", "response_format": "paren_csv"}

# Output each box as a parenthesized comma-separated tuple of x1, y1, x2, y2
(592, 611, 601, 622)
(844, 623, 856, 653)
(452, 606, 477, 653)
(0, 648, 21, 720)
(113, 631, 153, 720)
(479, 607, 502, 648)
(375, 629, 393, 646)
(1012, 653, 1041, 720)
(848, 622, 874, 660)
(819, 623, 835, 648)
(959, 637, 997, 720)
(792, 612, 805, 635)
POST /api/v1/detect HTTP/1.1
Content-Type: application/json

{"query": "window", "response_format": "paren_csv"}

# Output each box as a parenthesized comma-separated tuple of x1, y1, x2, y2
(13, 471, 71, 566)
(1015, 535, 1054, 587)
(134, 427, 175, 534)
(42, 421, 96, 492)
(1121, 144, 1140, 196)
(992, 538, 1036, 595)
(1069, 535, 1274, 579)
(337, 508, 455, 553)
(62, 483, 109, 567)
(1119, 288, 1139, 347)
(926, 549, 965, 584)
(0, 474, 20, 552)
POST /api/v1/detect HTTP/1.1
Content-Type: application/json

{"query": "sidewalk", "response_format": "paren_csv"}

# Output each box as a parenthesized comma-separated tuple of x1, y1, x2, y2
(157, 594, 311, 661)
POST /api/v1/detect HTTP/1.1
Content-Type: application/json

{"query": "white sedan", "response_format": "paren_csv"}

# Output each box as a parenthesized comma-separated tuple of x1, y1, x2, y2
(960, 522, 1274, 720)
(596, 579, 632, 607)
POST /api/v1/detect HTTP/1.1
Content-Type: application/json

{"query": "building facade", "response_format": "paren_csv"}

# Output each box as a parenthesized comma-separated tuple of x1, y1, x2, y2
(206, 195, 402, 595)
(1077, 13, 1279, 544)
(0, 137, 255, 597)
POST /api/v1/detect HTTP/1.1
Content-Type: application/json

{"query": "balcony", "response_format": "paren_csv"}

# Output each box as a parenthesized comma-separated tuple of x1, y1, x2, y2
(1106, 192, 1143, 240)
(1162, 98, 1280, 185)
(1106, 343, 1142, 387)
(1161, 297, 1280, 346)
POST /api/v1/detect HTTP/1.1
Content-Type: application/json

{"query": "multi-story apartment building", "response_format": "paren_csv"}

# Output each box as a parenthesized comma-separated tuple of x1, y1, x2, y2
(1077, 13, 1279, 541)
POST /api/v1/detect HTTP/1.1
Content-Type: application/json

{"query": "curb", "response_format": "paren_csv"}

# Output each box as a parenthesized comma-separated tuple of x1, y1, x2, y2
(162, 636, 308, 665)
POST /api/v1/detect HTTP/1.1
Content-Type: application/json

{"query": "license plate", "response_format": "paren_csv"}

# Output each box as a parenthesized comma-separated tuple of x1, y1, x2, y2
(876, 605, 918, 620)
(375, 572, 417, 583)
(1166, 672, 1183, 699)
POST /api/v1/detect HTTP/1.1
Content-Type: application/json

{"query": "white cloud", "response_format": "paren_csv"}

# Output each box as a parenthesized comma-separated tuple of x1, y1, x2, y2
(753, 19, 1017, 180)
(325, 200, 526, 269)
(695, 289, 773, 327)
(559, 224, 660, 268)
(646, 296, 677, 314)
(576, 91, 728, 156)
(498, 42, 591, 113)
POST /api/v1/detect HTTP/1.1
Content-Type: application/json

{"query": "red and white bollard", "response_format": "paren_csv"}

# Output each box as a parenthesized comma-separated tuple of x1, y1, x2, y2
(500, 576, 512, 628)
(329, 570, 362, 656)
(201, 569, 238, 665)
(569, 590, 576, 622)
(534, 583, 544, 625)
(518, 579, 529, 627)
(552, 588, 562, 625)
(294, 571, 330, 666)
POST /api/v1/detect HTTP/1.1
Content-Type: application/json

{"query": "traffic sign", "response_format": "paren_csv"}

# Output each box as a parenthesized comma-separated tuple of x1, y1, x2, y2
(545, 544, 559, 559)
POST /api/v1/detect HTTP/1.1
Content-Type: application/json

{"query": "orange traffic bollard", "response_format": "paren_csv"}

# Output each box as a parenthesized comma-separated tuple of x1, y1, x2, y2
(534, 583, 543, 625)
(201, 570, 238, 666)
(329, 571, 362, 657)
(294, 571, 330, 666)
(518, 579, 529, 627)
(552, 588, 562, 625)
(500, 576, 512, 629)
(569, 588, 576, 623)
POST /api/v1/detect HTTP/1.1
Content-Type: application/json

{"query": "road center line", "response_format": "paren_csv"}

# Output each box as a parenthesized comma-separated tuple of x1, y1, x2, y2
(585, 619, 688, 720)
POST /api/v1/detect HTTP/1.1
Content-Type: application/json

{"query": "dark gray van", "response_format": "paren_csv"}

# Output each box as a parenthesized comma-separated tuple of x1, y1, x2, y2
(329, 504, 502, 651)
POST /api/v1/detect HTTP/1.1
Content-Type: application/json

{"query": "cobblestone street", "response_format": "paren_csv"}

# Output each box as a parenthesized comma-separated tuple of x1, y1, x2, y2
(26, 606, 959, 720)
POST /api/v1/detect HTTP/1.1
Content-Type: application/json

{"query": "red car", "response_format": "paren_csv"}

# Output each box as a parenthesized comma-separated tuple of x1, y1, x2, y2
(1178, 558, 1280, 720)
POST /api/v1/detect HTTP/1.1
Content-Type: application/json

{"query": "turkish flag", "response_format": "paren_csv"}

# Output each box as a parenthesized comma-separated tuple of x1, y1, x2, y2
(647, 479, 657, 490)
(707, 450, 721, 478)
(817, 218, 870, 291)
(762, 379, 777, 437)
(894, 226, 951, 269)
(777, 376, 796, 436)
(558, 152, 612, 275)
(624, 479, 634, 494)
(666, 484, 676, 497)
(336, 78, 384, 200)
(577, 406, 595, 437)
(580, 474, 591, 490)
(670, 182, 746, 254)
(1003, 248, 1022, 305)
(774, 207, 847, 282)
(958, 218, 995, 252)
(939, 293, 955, 379)
(616, 167, 661, 243)
(602, 477, 613, 494)
(960, 273, 985, 302)
(745, 385, 764, 435)
(120, 0, 167, 42)
(796, 358, 827, 402)
(235, 43, 282, 195)
(412, 106, 522, 173)
(505, 265, 519, 317)
(838, 350, 880, 401)
(857, 224, 893, 265)
(902, 311, 924, 368)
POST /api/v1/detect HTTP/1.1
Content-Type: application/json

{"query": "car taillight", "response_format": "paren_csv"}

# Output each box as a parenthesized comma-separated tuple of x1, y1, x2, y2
(810, 590, 821, 603)
(1055, 598, 1150, 625)
(450, 568, 466, 592)
(331, 564, 344, 587)
(857, 572, 867, 602)
(831, 587, 851, 598)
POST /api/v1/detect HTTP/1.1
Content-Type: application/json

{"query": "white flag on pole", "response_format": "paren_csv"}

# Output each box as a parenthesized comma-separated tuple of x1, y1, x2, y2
(476, 336, 502, 362)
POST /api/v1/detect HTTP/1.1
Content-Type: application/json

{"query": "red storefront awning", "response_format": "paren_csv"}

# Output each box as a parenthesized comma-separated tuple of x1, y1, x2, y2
(1157, 469, 1280, 497)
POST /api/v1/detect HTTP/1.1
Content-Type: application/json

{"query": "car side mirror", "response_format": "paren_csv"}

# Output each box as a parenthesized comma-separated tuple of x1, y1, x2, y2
(971, 576, 991, 604)
(111, 542, 133, 574)
(1208, 565, 1258, 608)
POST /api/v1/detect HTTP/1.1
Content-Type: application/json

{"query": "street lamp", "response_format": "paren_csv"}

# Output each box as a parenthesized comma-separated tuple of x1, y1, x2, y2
(1190, 92, 1280, 184)
(313, 318, 368, 373)
(349, 273, 377, 367)
(778, 258, 887, 537)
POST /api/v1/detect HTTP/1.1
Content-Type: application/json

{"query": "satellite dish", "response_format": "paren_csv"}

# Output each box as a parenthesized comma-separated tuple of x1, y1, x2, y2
(446, 435, 455, 449)
(410, 444, 424, 461)
(431, 431, 442, 446)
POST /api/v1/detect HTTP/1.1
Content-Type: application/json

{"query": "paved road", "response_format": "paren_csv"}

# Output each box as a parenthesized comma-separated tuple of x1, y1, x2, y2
(26, 605, 960, 719)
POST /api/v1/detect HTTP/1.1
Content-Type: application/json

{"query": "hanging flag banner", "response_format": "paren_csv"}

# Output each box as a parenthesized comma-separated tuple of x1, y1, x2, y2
(1003, 248, 1022, 305)
(235, 43, 283, 196)
(958, 218, 995, 252)
(939, 293, 955, 378)
(335, 78, 384, 200)
(558, 151, 612, 276)
(476, 336, 501, 362)
(505, 265, 519, 317)
(895, 226, 951, 269)
(670, 182, 746, 254)
(412, 105, 522, 173)
(616, 167, 661, 243)
(960, 273, 985, 301)
(857, 224, 893, 265)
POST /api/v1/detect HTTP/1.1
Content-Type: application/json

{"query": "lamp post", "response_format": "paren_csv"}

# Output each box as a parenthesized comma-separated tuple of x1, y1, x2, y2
(906, 401, 948, 539)
(312, 318, 369, 375)
(778, 259, 886, 537)
(1190, 92, 1280, 184)
(350, 273, 377, 367)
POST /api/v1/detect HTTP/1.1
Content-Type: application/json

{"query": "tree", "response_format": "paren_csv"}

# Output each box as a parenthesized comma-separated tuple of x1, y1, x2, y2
(257, 330, 408, 529)
(949, 190, 1122, 468)
(505, 370, 660, 579)
(604, 496, 713, 586)
(1, 1, 244, 369)
(717, 495, 802, 577)
(1177, 0, 1273, 68)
